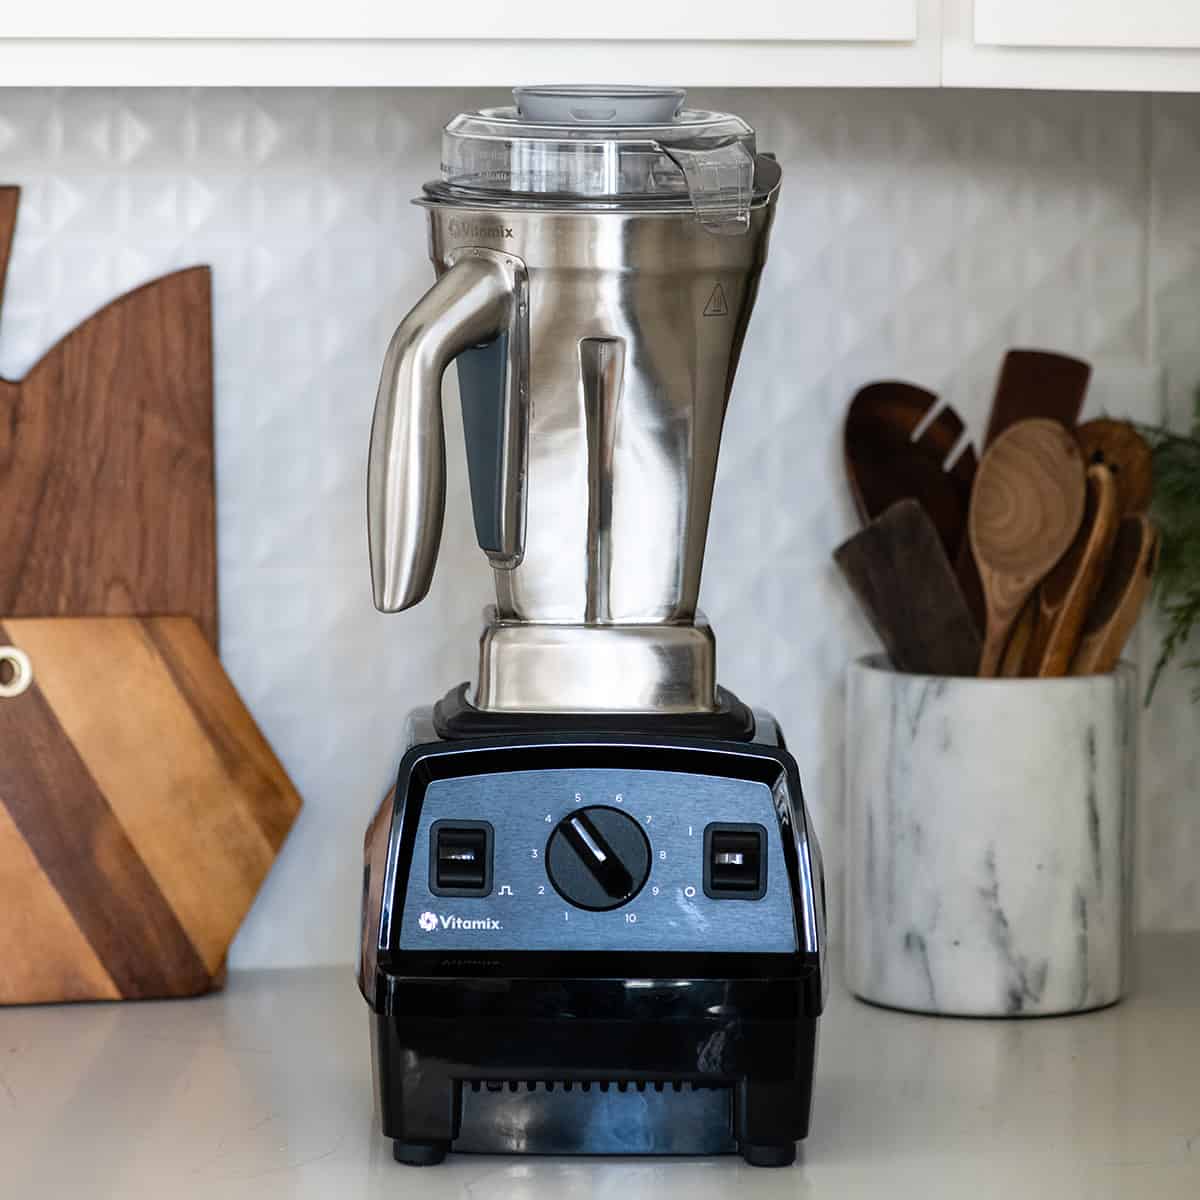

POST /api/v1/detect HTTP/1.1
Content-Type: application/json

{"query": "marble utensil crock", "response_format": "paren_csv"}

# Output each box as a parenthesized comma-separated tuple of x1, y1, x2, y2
(845, 655, 1136, 1017)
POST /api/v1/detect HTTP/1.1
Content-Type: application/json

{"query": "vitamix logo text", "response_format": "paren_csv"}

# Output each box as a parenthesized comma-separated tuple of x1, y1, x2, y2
(417, 910, 503, 933)
(447, 219, 513, 240)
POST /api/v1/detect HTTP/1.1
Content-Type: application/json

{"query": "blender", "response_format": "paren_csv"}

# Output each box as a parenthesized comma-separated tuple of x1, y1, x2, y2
(358, 86, 826, 1167)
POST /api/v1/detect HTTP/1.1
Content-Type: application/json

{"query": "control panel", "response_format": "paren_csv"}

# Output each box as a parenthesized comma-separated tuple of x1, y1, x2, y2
(396, 766, 798, 953)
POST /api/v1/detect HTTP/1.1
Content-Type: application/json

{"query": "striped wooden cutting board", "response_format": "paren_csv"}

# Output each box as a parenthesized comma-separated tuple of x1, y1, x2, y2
(0, 616, 301, 1004)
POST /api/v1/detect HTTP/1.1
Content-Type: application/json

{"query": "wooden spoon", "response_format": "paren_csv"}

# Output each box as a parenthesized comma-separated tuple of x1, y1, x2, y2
(1071, 515, 1160, 675)
(958, 349, 1091, 633)
(969, 419, 1087, 677)
(1023, 463, 1120, 676)
(844, 381, 977, 561)
(834, 498, 981, 677)
(1075, 419, 1153, 515)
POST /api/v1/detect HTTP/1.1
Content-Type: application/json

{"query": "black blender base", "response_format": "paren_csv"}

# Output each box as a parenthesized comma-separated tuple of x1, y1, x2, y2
(363, 729, 825, 1172)
(372, 1010, 817, 1168)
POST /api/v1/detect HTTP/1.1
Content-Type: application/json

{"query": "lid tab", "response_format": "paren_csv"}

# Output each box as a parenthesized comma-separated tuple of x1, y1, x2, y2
(514, 85, 685, 126)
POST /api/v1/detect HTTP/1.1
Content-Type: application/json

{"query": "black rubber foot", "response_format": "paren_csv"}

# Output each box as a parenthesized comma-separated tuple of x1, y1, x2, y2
(741, 1142, 796, 1167)
(392, 1139, 449, 1166)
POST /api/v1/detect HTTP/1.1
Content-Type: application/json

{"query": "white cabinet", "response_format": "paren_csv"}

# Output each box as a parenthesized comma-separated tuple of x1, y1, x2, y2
(974, 1, 1200, 51)
(6, 0, 1200, 89)
(944, 0, 1200, 91)
(0, 1, 942, 86)
(4, 0, 919, 42)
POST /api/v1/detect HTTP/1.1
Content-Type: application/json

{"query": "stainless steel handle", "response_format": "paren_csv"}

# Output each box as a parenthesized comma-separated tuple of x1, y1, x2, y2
(368, 253, 525, 613)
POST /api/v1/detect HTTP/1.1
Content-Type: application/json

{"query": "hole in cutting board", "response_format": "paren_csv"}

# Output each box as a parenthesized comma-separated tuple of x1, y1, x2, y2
(0, 647, 32, 697)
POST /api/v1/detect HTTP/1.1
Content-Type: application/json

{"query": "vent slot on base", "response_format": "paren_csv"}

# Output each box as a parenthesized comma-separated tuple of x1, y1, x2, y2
(467, 1078, 724, 1093)
(455, 1076, 735, 1156)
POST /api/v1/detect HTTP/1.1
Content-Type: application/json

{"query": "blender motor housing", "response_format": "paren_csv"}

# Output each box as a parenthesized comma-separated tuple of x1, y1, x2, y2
(359, 712, 826, 1167)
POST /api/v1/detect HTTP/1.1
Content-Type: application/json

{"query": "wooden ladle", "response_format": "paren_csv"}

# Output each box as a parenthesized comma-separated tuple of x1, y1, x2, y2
(969, 419, 1087, 676)
(1075, 419, 1154, 516)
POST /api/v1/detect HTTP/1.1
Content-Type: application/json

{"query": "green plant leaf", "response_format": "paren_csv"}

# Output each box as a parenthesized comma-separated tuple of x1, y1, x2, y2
(1140, 385, 1200, 705)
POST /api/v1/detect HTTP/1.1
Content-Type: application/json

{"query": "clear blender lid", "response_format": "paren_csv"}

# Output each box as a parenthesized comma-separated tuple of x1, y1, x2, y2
(436, 86, 765, 233)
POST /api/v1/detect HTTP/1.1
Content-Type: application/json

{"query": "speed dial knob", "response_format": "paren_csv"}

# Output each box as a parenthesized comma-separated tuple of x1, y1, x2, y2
(545, 806, 651, 911)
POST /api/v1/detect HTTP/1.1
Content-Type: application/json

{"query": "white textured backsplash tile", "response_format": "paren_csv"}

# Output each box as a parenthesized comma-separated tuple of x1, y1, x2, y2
(0, 87, 1196, 966)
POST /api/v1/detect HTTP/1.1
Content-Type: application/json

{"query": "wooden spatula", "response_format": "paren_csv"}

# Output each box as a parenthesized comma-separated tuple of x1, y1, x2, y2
(969, 419, 1087, 676)
(844, 381, 977, 561)
(1075, 419, 1153, 515)
(834, 498, 981, 677)
(1071, 515, 1160, 676)
(1023, 463, 1120, 676)
(983, 349, 1092, 447)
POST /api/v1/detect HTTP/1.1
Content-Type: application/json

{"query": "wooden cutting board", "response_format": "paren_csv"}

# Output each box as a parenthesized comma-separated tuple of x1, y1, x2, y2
(0, 616, 300, 1004)
(0, 185, 218, 648)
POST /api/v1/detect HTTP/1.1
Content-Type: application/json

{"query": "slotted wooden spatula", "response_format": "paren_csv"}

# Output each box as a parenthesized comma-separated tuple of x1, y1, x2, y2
(844, 381, 977, 561)
(835, 498, 981, 677)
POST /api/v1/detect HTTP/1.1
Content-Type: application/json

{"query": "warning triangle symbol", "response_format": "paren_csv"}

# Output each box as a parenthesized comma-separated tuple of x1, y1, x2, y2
(703, 283, 729, 317)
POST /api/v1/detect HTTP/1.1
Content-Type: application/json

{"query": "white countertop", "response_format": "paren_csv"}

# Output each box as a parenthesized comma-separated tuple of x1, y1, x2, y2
(2, 934, 1199, 1198)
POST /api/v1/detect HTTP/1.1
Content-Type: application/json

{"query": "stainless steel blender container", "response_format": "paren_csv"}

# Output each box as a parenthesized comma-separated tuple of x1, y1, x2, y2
(368, 85, 781, 712)
(360, 88, 825, 1169)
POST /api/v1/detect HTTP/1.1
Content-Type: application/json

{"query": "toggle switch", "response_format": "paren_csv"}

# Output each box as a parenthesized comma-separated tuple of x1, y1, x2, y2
(703, 823, 767, 900)
(430, 820, 493, 896)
